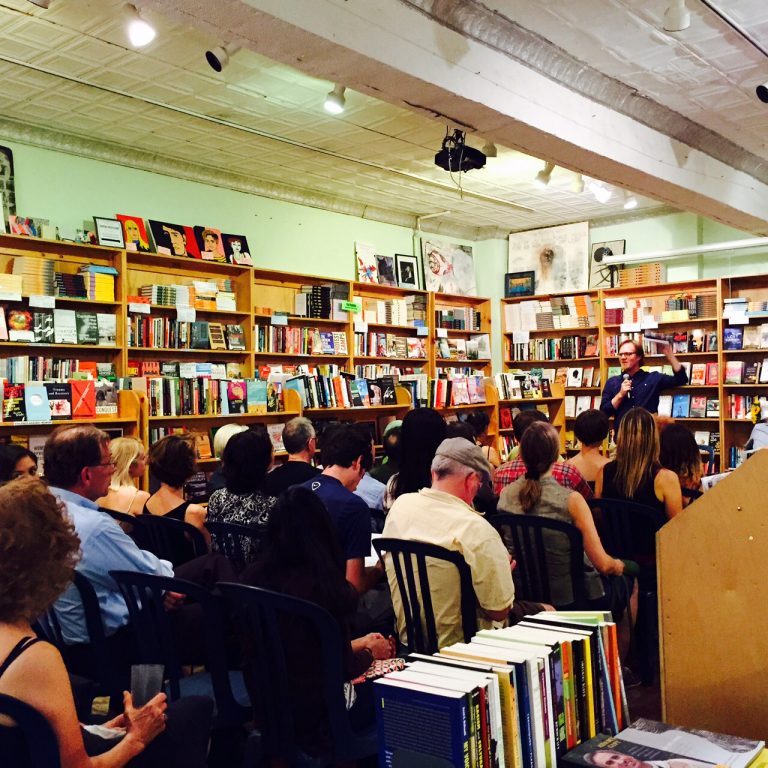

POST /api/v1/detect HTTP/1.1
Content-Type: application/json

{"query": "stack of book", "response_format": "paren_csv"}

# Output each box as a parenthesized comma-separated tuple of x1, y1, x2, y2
(494, 372, 553, 401)
(2, 378, 113, 422)
(12, 256, 55, 295)
(79, 265, 118, 301)
(54, 272, 87, 298)
(435, 306, 482, 330)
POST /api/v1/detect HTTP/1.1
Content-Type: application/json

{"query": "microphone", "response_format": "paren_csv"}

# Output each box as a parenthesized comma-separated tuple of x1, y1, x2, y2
(623, 373, 632, 400)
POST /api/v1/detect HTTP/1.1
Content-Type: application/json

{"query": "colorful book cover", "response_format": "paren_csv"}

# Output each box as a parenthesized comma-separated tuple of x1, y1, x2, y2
(671, 393, 691, 418)
(319, 331, 335, 354)
(24, 383, 51, 421)
(724, 360, 744, 384)
(70, 379, 96, 419)
(75, 312, 99, 345)
(3, 384, 26, 421)
(227, 380, 246, 414)
(45, 383, 72, 419)
(246, 379, 267, 414)
(689, 395, 707, 419)
(723, 326, 743, 350)
(95, 379, 118, 415)
(225, 324, 246, 351)
(7, 308, 34, 342)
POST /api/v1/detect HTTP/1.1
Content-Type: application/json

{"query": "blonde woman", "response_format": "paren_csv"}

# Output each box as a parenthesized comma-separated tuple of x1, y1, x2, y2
(96, 436, 150, 515)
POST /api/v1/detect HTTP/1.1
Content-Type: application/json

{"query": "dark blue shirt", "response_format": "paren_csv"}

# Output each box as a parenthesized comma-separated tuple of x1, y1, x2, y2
(299, 474, 371, 560)
(600, 367, 688, 426)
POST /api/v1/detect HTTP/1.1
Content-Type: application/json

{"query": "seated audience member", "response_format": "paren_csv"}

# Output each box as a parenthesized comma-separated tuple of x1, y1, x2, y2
(385, 408, 447, 509)
(96, 436, 150, 515)
(659, 423, 703, 507)
(0, 444, 37, 481)
(445, 421, 497, 515)
(241, 487, 393, 759)
(207, 427, 277, 562)
(299, 424, 383, 594)
(144, 434, 209, 545)
(567, 409, 611, 489)
(596, 408, 682, 520)
(351, 424, 386, 513)
(493, 410, 593, 500)
(370, 421, 401, 485)
(382, 437, 519, 649)
(466, 411, 502, 469)
(498, 421, 627, 608)
(207, 423, 248, 495)
(264, 416, 319, 495)
(0, 475, 213, 768)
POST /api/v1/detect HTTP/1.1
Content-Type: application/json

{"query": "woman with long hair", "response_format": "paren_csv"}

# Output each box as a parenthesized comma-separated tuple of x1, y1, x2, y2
(498, 421, 625, 608)
(241, 486, 392, 757)
(596, 408, 682, 518)
(0, 444, 37, 482)
(659, 423, 703, 507)
(385, 407, 446, 508)
(96, 437, 150, 515)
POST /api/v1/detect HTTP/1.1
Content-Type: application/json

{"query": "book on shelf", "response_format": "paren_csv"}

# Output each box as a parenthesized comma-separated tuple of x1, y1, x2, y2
(724, 360, 745, 384)
(75, 312, 99, 345)
(71, 380, 96, 419)
(567, 367, 583, 387)
(742, 325, 761, 349)
(575, 395, 592, 416)
(7, 309, 34, 342)
(207, 322, 227, 351)
(723, 326, 743, 350)
(94, 380, 118, 415)
(3, 385, 27, 421)
(705, 361, 719, 385)
(743, 360, 760, 384)
(689, 363, 706, 386)
(97, 313, 116, 346)
(190, 321, 210, 350)
(705, 398, 720, 418)
(671, 394, 691, 418)
(53, 308, 78, 344)
(658, 395, 673, 418)
(45, 383, 72, 419)
(225, 324, 246, 351)
(689, 395, 707, 419)
(581, 367, 595, 387)
(565, 395, 576, 418)
(227, 380, 246, 414)
(23, 383, 50, 421)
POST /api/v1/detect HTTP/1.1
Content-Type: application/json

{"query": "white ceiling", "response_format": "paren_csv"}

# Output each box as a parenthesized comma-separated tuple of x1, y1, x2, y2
(0, 0, 765, 239)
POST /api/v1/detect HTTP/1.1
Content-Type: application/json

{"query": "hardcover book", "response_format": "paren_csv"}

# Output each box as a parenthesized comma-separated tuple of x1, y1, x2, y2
(71, 379, 96, 419)
(705, 398, 720, 418)
(32, 311, 54, 343)
(227, 380, 246, 414)
(723, 326, 743, 350)
(3, 384, 26, 421)
(75, 312, 99, 345)
(224, 324, 246, 351)
(246, 379, 267, 414)
(208, 322, 227, 351)
(97, 313, 117, 346)
(705, 361, 719, 385)
(95, 380, 118, 415)
(657, 395, 673, 418)
(53, 309, 78, 344)
(724, 360, 744, 384)
(24, 383, 51, 421)
(689, 395, 707, 419)
(671, 394, 691, 418)
(7, 309, 34, 342)
(689, 363, 706, 386)
(45, 383, 72, 419)
(190, 321, 210, 350)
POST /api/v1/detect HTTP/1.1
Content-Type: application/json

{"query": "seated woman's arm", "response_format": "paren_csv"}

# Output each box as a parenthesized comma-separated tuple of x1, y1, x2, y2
(594, 465, 604, 499)
(184, 502, 211, 548)
(655, 468, 684, 518)
(567, 491, 624, 576)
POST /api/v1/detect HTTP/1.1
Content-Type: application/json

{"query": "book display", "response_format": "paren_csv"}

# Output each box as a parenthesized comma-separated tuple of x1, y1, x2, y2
(433, 292, 492, 378)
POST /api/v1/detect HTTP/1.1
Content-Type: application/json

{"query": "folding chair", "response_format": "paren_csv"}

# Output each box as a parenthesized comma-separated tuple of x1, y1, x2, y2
(206, 520, 263, 572)
(0, 694, 61, 768)
(135, 514, 208, 566)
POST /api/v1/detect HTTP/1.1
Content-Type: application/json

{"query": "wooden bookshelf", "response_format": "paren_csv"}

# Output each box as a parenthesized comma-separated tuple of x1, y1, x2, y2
(496, 382, 566, 458)
(431, 291, 492, 378)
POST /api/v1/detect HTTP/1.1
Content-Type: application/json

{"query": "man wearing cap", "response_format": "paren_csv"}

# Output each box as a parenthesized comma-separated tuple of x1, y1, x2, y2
(382, 437, 517, 648)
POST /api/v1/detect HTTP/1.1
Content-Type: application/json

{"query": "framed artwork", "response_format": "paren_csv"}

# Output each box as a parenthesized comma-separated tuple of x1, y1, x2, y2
(147, 220, 200, 259)
(0, 145, 16, 232)
(395, 254, 420, 290)
(376, 255, 397, 286)
(117, 214, 151, 251)
(589, 239, 626, 288)
(504, 271, 536, 297)
(193, 225, 227, 263)
(508, 222, 589, 293)
(93, 217, 125, 248)
(221, 232, 253, 266)
(355, 241, 378, 283)
(422, 239, 477, 295)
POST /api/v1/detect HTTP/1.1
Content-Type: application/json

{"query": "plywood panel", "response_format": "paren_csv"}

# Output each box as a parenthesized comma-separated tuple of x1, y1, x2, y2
(659, 449, 768, 739)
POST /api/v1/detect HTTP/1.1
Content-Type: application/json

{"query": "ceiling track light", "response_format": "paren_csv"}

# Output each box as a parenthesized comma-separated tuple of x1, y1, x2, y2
(534, 161, 555, 188)
(586, 178, 612, 203)
(623, 192, 639, 210)
(572, 173, 585, 194)
(481, 140, 497, 158)
(124, 4, 156, 48)
(663, 0, 691, 31)
(324, 84, 346, 115)
(205, 42, 241, 72)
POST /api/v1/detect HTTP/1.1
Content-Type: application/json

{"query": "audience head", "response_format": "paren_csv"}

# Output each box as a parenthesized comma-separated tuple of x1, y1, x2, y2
(430, 437, 492, 505)
(109, 436, 147, 488)
(44, 425, 112, 499)
(320, 423, 373, 472)
(213, 423, 248, 459)
(614, 408, 659, 497)
(465, 411, 491, 439)
(660, 423, 703, 487)
(0, 476, 80, 624)
(445, 421, 477, 442)
(574, 409, 609, 449)
(391, 408, 447, 499)
(512, 409, 547, 442)
(223, 428, 273, 494)
(517, 421, 561, 513)
(281, 416, 316, 457)
(381, 423, 401, 462)
(149, 434, 197, 489)
(0, 444, 38, 482)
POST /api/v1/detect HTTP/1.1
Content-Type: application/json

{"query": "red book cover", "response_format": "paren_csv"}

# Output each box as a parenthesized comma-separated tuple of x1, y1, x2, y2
(70, 379, 96, 419)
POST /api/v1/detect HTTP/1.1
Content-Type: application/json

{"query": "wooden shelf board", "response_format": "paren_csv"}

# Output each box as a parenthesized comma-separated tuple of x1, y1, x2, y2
(433, 291, 489, 306)
(0, 416, 136, 428)
(723, 383, 768, 387)
(142, 303, 249, 316)
(149, 411, 301, 422)
(355, 356, 427, 363)
(722, 348, 768, 354)
(253, 351, 348, 359)
(435, 403, 493, 411)
(602, 317, 719, 328)
(505, 357, 600, 365)
(254, 314, 346, 325)
(0, 342, 118, 351)
(128, 347, 250, 355)
(127, 251, 248, 275)
(498, 397, 561, 404)
(305, 404, 409, 414)
(352, 281, 428, 297)
(505, 325, 599, 334)
(363, 322, 422, 332)
(436, 358, 491, 365)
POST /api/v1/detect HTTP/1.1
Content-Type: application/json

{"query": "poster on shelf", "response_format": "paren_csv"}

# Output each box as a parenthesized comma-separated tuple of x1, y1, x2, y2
(117, 214, 151, 252)
(193, 225, 227, 262)
(508, 221, 589, 293)
(221, 233, 253, 266)
(421, 239, 476, 295)
(355, 241, 378, 283)
(147, 220, 201, 259)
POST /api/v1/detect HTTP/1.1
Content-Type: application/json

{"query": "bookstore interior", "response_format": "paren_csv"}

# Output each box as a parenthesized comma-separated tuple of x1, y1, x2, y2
(2, 0, 768, 763)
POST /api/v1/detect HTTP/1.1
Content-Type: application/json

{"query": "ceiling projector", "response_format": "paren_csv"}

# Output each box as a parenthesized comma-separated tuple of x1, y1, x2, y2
(435, 129, 486, 173)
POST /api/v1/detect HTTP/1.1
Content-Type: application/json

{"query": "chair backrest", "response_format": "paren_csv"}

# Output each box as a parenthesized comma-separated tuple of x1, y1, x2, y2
(217, 582, 376, 765)
(206, 520, 262, 572)
(137, 514, 207, 566)
(108, 570, 247, 724)
(586, 498, 667, 561)
(487, 513, 589, 609)
(372, 538, 477, 653)
(35, 571, 119, 699)
(100, 508, 148, 548)
(0, 693, 61, 768)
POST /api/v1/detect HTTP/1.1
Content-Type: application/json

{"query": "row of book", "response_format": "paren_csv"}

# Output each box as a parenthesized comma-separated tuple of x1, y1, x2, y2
(0, 261, 115, 302)
(126, 360, 244, 379)
(604, 329, 717, 357)
(507, 335, 598, 363)
(723, 324, 768, 350)
(504, 295, 597, 332)
(658, 394, 719, 419)
(725, 394, 768, 421)
(603, 292, 716, 324)
(136, 279, 236, 310)
(564, 395, 602, 419)
(375, 611, 626, 768)
(723, 359, 768, 384)
(722, 295, 768, 321)
(494, 373, 553, 402)
(499, 402, 551, 431)
(554, 367, 601, 389)
(255, 325, 347, 356)
(435, 306, 483, 330)
(429, 375, 488, 408)
(293, 283, 348, 320)
(127, 317, 246, 351)
(2, 379, 116, 422)
(437, 335, 491, 361)
(0, 357, 114, 385)
(280, 370, 399, 410)
(354, 332, 425, 359)
(0, 307, 117, 346)
(354, 295, 427, 327)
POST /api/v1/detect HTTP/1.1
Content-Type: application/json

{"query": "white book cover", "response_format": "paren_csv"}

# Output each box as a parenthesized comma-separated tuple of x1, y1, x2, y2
(53, 308, 77, 344)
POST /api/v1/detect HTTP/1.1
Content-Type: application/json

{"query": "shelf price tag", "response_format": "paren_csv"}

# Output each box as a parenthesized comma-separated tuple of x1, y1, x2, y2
(728, 313, 749, 325)
(0, 291, 22, 302)
(620, 322, 641, 332)
(640, 318, 659, 330)
(215, 294, 237, 311)
(436, 328, 448, 338)
(416, 326, 429, 337)
(128, 302, 150, 314)
(511, 330, 530, 344)
(353, 320, 368, 333)
(177, 306, 196, 323)
(342, 301, 361, 313)
(270, 314, 288, 326)
(29, 294, 55, 308)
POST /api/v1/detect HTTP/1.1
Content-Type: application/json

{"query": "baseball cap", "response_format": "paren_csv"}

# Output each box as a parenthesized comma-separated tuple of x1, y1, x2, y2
(383, 419, 402, 437)
(434, 437, 492, 482)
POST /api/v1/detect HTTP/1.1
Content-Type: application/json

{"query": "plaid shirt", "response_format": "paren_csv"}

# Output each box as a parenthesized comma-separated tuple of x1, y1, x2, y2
(492, 459, 593, 499)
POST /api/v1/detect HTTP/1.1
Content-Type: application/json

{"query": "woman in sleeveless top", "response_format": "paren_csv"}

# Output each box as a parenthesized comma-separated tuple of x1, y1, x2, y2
(143, 435, 209, 548)
(596, 408, 682, 519)
(0, 476, 170, 767)
(96, 437, 150, 516)
(498, 421, 627, 609)
(566, 408, 611, 490)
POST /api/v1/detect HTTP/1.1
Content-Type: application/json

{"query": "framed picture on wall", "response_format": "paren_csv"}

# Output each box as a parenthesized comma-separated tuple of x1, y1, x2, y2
(376, 255, 397, 286)
(421, 239, 477, 295)
(504, 271, 536, 297)
(93, 217, 125, 248)
(589, 239, 626, 287)
(395, 254, 420, 289)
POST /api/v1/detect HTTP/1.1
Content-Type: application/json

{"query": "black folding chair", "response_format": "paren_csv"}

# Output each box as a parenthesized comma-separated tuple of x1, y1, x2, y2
(218, 583, 377, 767)
(206, 520, 263, 572)
(109, 570, 250, 728)
(487, 513, 590, 609)
(100, 508, 147, 548)
(0, 694, 61, 768)
(136, 514, 208, 566)
(372, 538, 477, 653)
